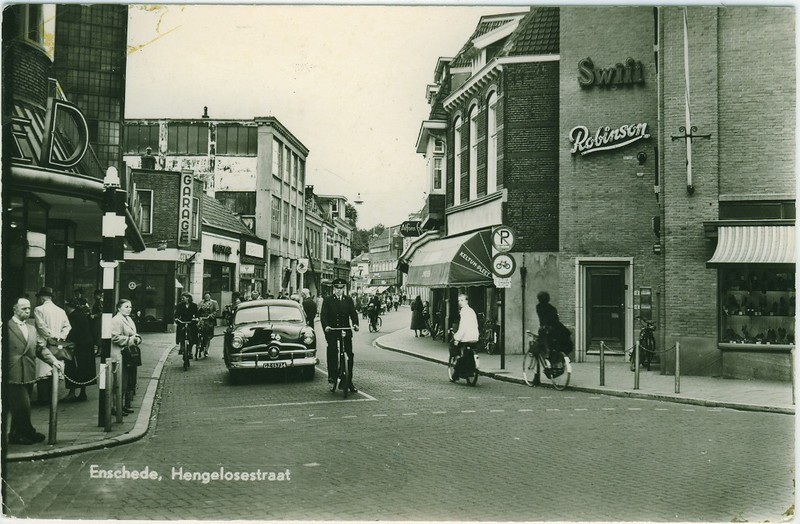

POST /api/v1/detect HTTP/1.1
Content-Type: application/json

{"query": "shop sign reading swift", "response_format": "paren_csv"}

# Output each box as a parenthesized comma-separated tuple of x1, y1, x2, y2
(178, 171, 194, 247)
(569, 123, 650, 155)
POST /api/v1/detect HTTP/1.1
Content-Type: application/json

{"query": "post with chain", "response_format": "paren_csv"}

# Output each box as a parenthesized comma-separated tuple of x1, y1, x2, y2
(98, 166, 126, 428)
(599, 341, 605, 386)
(633, 340, 640, 390)
(675, 341, 681, 394)
(47, 370, 59, 444)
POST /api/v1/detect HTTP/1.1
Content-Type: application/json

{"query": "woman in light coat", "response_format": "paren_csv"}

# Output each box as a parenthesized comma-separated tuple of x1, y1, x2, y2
(110, 299, 142, 415)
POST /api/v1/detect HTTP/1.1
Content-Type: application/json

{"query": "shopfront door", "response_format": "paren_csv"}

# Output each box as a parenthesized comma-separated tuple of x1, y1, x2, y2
(586, 266, 626, 352)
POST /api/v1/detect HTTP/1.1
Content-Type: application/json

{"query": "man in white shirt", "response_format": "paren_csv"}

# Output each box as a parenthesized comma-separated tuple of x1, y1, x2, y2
(33, 286, 71, 405)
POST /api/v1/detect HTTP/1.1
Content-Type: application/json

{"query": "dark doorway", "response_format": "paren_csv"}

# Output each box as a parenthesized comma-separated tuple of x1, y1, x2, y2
(586, 266, 625, 352)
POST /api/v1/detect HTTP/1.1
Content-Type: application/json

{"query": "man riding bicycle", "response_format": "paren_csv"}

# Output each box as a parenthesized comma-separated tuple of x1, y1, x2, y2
(367, 293, 382, 332)
(174, 292, 199, 358)
(320, 278, 360, 392)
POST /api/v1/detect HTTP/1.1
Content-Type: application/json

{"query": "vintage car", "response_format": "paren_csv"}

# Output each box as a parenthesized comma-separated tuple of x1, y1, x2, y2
(223, 299, 317, 381)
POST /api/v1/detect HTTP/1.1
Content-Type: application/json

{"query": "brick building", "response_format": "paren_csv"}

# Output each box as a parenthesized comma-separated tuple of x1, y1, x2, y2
(405, 6, 794, 381)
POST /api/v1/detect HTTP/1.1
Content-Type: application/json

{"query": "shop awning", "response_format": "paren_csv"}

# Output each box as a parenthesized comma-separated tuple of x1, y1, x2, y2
(376, 286, 390, 293)
(707, 225, 796, 267)
(406, 229, 493, 287)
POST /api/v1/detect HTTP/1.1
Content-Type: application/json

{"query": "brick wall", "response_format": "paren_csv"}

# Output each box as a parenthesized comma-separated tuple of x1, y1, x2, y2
(4, 41, 51, 108)
(132, 169, 203, 252)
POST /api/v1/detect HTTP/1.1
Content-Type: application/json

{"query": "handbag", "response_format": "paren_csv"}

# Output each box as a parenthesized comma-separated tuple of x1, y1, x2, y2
(48, 340, 75, 361)
(122, 344, 142, 367)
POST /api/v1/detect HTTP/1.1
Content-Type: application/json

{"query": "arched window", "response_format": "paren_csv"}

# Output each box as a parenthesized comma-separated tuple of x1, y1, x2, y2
(486, 92, 498, 194)
(453, 116, 462, 206)
(469, 104, 478, 200)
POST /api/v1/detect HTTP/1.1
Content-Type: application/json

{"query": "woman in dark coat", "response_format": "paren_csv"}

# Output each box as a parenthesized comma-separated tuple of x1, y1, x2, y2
(410, 296, 426, 337)
(63, 300, 97, 402)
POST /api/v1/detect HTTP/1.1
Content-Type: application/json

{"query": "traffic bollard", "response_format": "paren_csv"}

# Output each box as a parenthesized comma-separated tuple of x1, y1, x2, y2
(115, 363, 123, 424)
(47, 370, 59, 445)
(675, 341, 680, 394)
(599, 340, 605, 386)
(633, 340, 640, 390)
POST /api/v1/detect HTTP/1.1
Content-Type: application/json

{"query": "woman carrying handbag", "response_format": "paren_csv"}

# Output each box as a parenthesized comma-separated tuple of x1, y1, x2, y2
(110, 299, 142, 415)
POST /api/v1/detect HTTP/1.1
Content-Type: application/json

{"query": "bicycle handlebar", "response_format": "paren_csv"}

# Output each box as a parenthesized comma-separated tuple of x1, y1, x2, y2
(175, 318, 198, 324)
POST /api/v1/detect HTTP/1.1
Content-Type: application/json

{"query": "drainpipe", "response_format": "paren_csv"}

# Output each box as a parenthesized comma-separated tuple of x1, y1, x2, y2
(520, 257, 527, 356)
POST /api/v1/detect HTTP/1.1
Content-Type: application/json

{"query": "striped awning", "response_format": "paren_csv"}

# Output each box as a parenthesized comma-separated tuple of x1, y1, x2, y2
(707, 225, 796, 267)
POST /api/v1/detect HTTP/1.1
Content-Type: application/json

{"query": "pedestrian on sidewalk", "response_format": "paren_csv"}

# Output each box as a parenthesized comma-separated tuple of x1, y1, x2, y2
(410, 296, 426, 337)
(6, 297, 64, 445)
(90, 289, 103, 356)
(301, 288, 317, 327)
(111, 299, 142, 416)
(33, 286, 71, 406)
(63, 300, 96, 402)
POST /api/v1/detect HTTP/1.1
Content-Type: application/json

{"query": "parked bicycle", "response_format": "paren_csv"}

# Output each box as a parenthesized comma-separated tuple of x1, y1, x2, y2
(522, 330, 571, 390)
(479, 316, 498, 355)
(196, 313, 216, 359)
(447, 330, 479, 386)
(630, 317, 657, 371)
(328, 327, 355, 398)
(176, 318, 198, 371)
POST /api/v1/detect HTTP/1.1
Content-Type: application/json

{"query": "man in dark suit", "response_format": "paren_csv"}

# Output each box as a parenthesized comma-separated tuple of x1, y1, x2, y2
(319, 278, 359, 392)
(6, 297, 64, 445)
(301, 288, 317, 328)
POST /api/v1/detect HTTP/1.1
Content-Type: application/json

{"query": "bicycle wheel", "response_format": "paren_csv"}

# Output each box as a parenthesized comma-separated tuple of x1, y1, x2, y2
(464, 360, 478, 386)
(447, 355, 458, 382)
(546, 353, 570, 390)
(522, 351, 540, 386)
(431, 324, 440, 341)
(641, 333, 656, 370)
(375, 317, 382, 332)
(339, 352, 349, 399)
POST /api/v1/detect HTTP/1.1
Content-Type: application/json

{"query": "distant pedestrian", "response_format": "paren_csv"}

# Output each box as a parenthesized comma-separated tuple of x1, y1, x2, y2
(6, 297, 64, 445)
(410, 296, 426, 337)
(301, 288, 317, 328)
(90, 289, 103, 355)
(392, 294, 400, 312)
(63, 300, 96, 402)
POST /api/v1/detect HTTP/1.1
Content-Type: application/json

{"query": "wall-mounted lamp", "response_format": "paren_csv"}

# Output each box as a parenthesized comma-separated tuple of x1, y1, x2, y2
(636, 152, 647, 165)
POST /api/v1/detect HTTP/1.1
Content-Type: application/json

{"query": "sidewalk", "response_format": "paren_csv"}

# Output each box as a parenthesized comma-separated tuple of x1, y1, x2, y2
(374, 328, 795, 415)
(5, 331, 176, 463)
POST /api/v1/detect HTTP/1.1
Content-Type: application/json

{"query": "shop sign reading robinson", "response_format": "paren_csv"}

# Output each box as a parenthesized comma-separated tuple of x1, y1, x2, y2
(569, 123, 650, 155)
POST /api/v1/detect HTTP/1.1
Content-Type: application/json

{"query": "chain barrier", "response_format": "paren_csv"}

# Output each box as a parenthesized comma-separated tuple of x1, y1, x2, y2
(60, 371, 101, 386)
(600, 340, 682, 394)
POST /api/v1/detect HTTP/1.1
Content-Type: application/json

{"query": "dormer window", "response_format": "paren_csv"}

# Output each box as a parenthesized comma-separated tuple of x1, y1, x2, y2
(330, 199, 339, 216)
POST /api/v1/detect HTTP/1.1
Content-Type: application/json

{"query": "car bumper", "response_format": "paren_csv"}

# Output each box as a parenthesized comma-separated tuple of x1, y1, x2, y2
(227, 355, 319, 370)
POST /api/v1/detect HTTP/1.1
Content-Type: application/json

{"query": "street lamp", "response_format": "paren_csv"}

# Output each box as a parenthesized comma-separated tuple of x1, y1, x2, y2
(353, 192, 363, 205)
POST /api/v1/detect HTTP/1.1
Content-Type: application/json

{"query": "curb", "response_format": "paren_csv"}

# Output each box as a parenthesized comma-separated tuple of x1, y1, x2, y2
(6, 344, 174, 462)
(374, 336, 795, 416)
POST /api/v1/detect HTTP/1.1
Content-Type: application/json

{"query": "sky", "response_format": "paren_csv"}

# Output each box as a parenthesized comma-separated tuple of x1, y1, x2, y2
(124, 4, 531, 230)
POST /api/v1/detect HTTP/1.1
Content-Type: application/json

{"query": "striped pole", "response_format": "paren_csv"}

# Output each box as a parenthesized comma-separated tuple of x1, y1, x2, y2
(98, 167, 125, 428)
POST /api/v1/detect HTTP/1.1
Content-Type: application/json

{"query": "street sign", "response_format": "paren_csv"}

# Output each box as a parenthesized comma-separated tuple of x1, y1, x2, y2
(297, 258, 309, 274)
(491, 253, 516, 278)
(400, 220, 423, 237)
(492, 225, 516, 253)
(493, 277, 512, 288)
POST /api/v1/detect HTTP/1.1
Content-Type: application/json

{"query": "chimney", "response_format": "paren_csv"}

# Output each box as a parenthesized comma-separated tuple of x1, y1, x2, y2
(202, 106, 209, 119)
(141, 147, 156, 169)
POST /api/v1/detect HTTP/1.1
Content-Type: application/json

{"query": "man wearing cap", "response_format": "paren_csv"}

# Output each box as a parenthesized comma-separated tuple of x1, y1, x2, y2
(33, 286, 71, 405)
(7, 297, 65, 444)
(320, 278, 360, 392)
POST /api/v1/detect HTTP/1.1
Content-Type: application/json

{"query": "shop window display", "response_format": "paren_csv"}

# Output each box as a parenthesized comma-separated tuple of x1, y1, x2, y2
(720, 266, 795, 346)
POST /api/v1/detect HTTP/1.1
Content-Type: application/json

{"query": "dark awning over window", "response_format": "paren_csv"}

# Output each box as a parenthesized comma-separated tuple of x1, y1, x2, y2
(406, 229, 493, 287)
(707, 225, 796, 267)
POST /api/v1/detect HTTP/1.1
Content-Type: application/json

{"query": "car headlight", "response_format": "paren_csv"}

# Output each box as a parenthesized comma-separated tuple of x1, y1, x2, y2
(300, 327, 315, 346)
(231, 332, 246, 349)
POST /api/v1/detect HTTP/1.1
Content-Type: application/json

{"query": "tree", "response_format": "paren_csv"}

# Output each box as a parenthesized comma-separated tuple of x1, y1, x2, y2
(352, 224, 385, 256)
(345, 202, 358, 227)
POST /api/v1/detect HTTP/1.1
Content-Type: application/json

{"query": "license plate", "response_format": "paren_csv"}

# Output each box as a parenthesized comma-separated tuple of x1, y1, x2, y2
(262, 362, 287, 369)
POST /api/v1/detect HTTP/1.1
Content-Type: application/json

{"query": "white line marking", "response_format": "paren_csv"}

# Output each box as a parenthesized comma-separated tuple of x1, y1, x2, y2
(373, 414, 388, 417)
(342, 415, 357, 419)
(461, 410, 476, 413)
(245, 421, 264, 424)
(546, 408, 559, 412)
(311, 417, 328, 420)
(628, 408, 642, 411)
(402, 413, 418, 416)
(517, 396, 531, 399)
(391, 398, 405, 401)
(213, 397, 376, 409)
(655, 408, 669, 411)
(574, 408, 588, 411)
(490, 409, 505, 413)
(468, 396, 480, 399)
(540, 396, 553, 399)
(682, 408, 696, 412)
(443, 397, 456, 400)
(432, 411, 446, 414)
(392, 390, 403, 392)
(303, 463, 321, 467)
(417, 397, 431, 400)
(602, 408, 616, 411)
(518, 409, 533, 412)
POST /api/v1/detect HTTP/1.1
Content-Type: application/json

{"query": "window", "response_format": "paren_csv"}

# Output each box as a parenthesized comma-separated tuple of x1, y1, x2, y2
(433, 157, 443, 191)
(434, 138, 445, 154)
(272, 139, 280, 176)
(298, 158, 305, 187)
(487, 91, 498, 194)
(330, 199, 339, 216)
(469, 104, 478, 200)
(271, 196, 281, 236)
(167, 124, 207, 155)
(216, 125, 257, 155)
(283, 145, 290, 182)
(124, 123, 159, 155)
(137, 190, 153, 234)
(192, 197, 200, 240)
(719, 200, 795, 220)
(453, 116, 462, 206)
(283, 201, 290, 238)
(290, 206, 296, 241)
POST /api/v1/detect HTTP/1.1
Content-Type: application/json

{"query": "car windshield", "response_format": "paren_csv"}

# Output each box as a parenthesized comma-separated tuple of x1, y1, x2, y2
(234, 305, 305, 325)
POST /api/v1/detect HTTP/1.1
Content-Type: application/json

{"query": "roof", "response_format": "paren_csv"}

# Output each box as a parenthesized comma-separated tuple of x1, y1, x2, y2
(450, 12, 527, 68)
(202, 194, 258, 238)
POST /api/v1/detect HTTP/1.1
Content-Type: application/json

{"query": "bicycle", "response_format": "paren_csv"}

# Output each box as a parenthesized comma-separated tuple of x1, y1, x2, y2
(196, 313, 216, 359)
(328, 327, 355, 398)
(428, 316, 444, 341)
(368, 314, 382, 333)
(176, 318, 198, 371)
(522, 330, 571, 390)
(630, 317, 657, 371)
(479, 317, 498, 355)
(447, 331, 479, 386)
